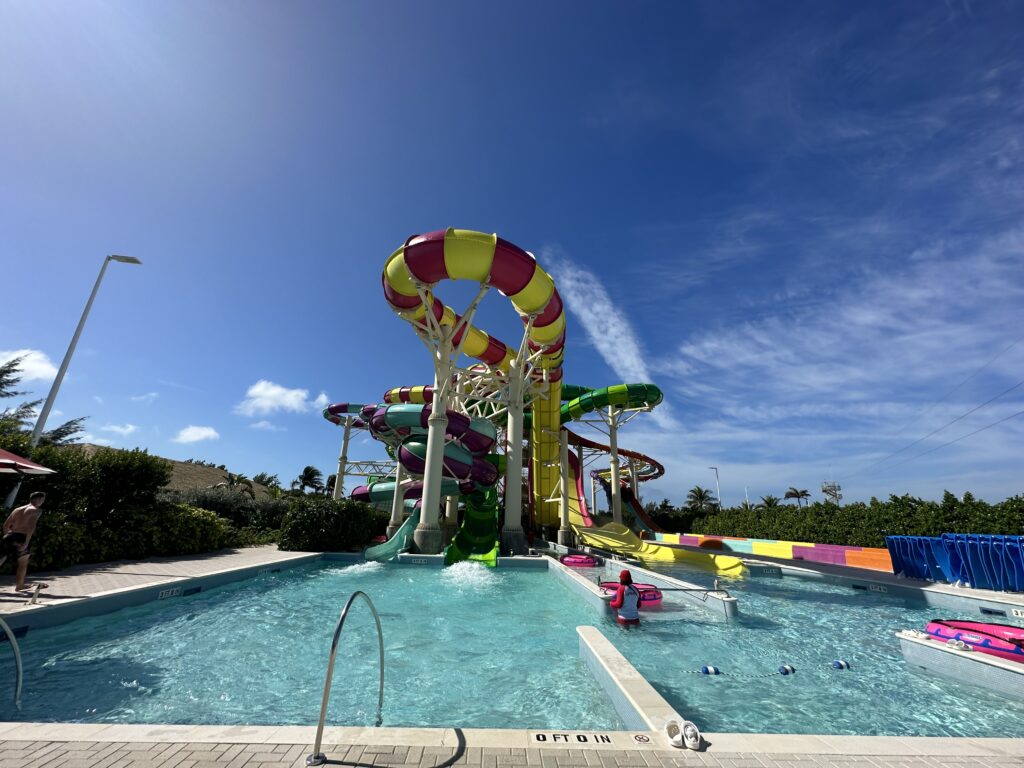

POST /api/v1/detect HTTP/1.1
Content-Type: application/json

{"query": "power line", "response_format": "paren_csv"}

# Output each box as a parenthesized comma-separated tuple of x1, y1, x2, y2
(845, 377, 1024, 480)
(889, 333, 1024, 438)
(881, 406, 1024, 471)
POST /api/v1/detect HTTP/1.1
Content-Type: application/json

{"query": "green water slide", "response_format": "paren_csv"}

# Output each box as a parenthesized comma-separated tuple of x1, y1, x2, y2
(523, 383, 663, 429)
(444, 486, 501, 567)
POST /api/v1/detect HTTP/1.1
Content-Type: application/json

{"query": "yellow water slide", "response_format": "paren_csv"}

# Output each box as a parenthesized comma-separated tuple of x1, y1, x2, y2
(379, 228, 743, 574)
(563, 433, 744, 574)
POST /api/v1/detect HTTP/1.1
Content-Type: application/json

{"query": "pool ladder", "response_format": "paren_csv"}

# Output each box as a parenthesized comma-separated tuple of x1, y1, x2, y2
(0, 616, 23, 710)
(307, 591, 384, 767)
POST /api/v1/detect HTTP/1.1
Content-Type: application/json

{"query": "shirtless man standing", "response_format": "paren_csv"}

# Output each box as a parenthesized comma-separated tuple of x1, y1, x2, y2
(1, 491, 46, 592)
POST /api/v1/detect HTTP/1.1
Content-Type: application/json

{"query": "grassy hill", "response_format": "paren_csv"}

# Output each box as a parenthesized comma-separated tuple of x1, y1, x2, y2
(73, 444, 275, 499)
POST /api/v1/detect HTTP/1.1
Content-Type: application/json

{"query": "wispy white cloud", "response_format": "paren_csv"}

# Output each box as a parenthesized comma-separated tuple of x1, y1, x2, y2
(234, 380, 329, 417)
(172, 425, 220, 443)
(0, 349, 57, 382)
(544, 246, 677, 429)
(580, 8, 1024, 504)
(250, 420, 285, 432)
(157, 378, 202, 393)
(93, 395, 104, 405)
(101, 423, 138, 437)
(639, 226, 1024, 504)
(130, 392, 159, 404)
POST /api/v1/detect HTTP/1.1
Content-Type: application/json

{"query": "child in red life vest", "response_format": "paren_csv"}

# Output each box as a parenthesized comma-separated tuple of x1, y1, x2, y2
(609, 569, 641, 625)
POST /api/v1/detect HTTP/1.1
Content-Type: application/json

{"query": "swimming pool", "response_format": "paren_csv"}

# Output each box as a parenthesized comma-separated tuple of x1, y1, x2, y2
(0, 561, 623, 729)
(4, 556, 1023, 737)
(608, 562, 1024, 737)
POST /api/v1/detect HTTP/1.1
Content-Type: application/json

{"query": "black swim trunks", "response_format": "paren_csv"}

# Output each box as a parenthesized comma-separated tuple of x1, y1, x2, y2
(1, 532, 28, 558)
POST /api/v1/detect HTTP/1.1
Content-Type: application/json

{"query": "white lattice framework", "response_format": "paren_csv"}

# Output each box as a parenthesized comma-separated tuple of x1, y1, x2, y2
(403, 279, 556, 543)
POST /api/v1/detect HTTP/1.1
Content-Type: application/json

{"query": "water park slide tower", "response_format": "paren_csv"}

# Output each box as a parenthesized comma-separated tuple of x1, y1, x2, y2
(382, 229, 565, 555)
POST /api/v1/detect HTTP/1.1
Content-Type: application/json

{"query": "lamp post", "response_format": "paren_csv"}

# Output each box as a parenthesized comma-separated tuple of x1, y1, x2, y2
(4, 255, 142, 509)
(709, 466, 721, 510)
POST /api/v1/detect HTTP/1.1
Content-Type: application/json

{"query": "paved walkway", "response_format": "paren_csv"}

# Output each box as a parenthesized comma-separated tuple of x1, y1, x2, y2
(0, 546, 315, 615)
(2, 548, 1022, 768)
(1, 732, 1022, 768)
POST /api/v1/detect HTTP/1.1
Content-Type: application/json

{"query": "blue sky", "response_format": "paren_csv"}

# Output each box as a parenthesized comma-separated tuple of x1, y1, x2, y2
(2, 1, 1022, 506)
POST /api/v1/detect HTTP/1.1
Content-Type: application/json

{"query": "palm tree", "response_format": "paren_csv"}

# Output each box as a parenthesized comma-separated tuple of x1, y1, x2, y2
(222, 472, 255, 499)
(292, 465, 324, 494)
(685, 485, 718, 513)
(253, 472, 280, 489)
(324, 474, 337, 496)
(784, 487, 811, 507)
(1, 356, 86, 447)
(759, 494, 781, 510)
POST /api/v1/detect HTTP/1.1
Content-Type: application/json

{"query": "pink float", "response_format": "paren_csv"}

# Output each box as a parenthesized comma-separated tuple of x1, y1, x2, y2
(560, 554, 600, 568)
(926, 620, 1024, 663)
(599, 580, 663, 608)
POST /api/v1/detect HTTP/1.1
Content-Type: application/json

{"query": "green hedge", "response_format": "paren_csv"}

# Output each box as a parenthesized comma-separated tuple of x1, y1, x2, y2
(161, 486, 288, 532)
(685, 492, 1024, 548)
(0, 444, 258, 572)
(278, 495, 388, 552)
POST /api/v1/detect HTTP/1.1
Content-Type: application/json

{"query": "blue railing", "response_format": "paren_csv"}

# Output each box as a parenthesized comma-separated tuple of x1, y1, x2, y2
(885, 534, 1024, 592)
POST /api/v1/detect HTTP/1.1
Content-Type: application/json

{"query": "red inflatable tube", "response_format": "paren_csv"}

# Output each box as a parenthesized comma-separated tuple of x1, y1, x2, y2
(560, 554, 599, 568)
(599, 581, 664, 608)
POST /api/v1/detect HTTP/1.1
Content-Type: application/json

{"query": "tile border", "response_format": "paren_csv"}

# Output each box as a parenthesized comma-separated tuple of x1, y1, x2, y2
(1, 722, 1022, 757)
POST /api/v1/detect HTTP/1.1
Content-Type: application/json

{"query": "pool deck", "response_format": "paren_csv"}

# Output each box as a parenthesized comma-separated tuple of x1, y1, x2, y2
(2, 547, 1023, 768)
(0, 546, 315, 615)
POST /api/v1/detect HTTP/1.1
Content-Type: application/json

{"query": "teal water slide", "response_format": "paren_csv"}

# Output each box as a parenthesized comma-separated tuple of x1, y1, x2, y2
(342, 402, 503, 565)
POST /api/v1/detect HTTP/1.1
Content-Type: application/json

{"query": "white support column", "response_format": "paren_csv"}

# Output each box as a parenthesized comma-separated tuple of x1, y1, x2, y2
(414, 333, 451, 555)
(629, 458, 640, 503)
(444, 495, 459, 543)
(558, 428, 572, 546)
(607, 405, 623, 524)
(501, 361, 528, 554)
(591, 475, 599, 517)
(577, 442, 587, 518)
(333, 416, 353, 500)
(387, 461, 406, 538)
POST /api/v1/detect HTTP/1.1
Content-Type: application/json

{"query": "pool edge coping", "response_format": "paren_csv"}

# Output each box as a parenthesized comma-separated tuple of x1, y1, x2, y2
(4, 549, 1022, 753)
(1, 722, 1022, 757)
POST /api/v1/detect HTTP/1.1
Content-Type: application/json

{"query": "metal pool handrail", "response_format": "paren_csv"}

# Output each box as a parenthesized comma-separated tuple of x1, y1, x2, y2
(0, 616, 23, 710)
(306, 591, 384, 767)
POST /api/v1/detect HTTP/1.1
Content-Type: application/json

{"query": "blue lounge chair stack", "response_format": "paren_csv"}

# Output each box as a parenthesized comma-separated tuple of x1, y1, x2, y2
(885, 534, 1024, 592)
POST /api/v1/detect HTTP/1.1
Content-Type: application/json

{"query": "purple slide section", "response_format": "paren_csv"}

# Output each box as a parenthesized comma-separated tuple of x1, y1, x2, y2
(367, 404, 495, 455)
(397, 443, 498, 485)
(324, 402, 368, 428)
(351, 482, 425, 502)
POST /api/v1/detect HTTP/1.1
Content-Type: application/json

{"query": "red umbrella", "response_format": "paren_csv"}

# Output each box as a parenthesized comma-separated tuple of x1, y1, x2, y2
(0, 448, 56, 475)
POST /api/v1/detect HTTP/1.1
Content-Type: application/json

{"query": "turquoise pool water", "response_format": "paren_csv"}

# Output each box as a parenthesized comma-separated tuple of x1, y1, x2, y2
(3, 558, 1023, 736)
(0, 561, 623, 729)
(609, 562, 1024, 737)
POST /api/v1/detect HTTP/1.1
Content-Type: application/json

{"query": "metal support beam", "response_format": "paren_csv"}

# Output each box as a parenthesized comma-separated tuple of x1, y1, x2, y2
(501, 357, 528, 555)
(607, 405, 623, 524)
(414, 330, 451, 555)
(557, 428, 572, 546)
(386, 461, 406, 538)
(333, 416, 353, 500)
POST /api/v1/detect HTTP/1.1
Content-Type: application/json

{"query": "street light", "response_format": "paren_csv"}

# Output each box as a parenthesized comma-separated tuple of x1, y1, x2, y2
(28, 254, 142, 447)
(709, 466, 721, 509)
(4, 255, 142, 509)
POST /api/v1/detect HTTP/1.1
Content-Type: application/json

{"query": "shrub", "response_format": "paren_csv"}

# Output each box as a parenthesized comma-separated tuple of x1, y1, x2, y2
(229, 526, 281, 547)
(161, 486, 289, 531)
(279, 496, 388, 552)
(150, 503, 237, 555)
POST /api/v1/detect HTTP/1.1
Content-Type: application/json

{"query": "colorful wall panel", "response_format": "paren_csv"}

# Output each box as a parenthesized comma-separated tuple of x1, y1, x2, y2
(652, 532, 894, 573)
